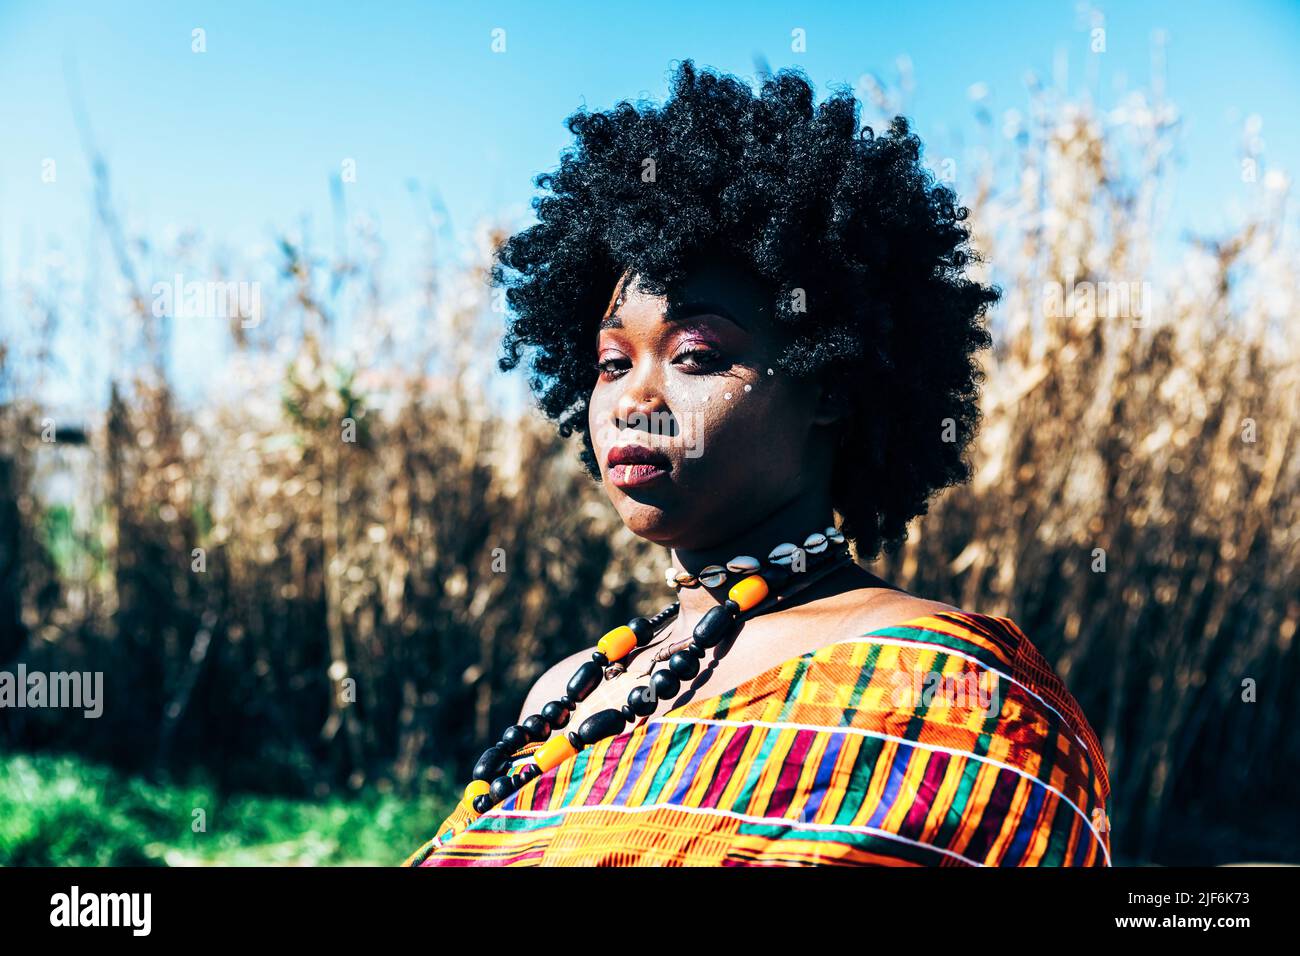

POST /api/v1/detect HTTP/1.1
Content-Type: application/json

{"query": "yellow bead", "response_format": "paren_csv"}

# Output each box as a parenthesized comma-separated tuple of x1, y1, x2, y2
(597, 625, 637, 662)
(463, 779, 490, 804)
(534, 734, 579, 772)
(728, 574, 769, 612)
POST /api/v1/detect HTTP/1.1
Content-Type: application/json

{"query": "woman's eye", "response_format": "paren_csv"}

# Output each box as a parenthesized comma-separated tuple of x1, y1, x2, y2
(674, 348, 726, 371)
(594, 357, 629, 379)
(594, 349, 726, 380)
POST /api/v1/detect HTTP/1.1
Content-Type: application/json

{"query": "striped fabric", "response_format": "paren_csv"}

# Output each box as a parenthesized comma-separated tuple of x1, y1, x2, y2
(405, 612, 1111, 867)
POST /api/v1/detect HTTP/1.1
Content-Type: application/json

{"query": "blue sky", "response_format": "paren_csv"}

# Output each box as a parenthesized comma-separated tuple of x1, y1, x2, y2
(2, 0, 1298, 405)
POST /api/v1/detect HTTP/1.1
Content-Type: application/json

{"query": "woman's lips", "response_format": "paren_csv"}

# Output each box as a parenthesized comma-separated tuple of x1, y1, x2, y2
(609, 462, 670, 488)
(606, 442, 672, 488)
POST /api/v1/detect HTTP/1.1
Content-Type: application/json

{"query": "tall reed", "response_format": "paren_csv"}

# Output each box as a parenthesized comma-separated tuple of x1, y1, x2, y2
(1, 85, 1295, 863)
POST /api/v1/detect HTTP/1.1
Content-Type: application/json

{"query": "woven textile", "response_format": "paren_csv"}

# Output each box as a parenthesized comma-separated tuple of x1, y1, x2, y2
(404, 612, 1111, 867)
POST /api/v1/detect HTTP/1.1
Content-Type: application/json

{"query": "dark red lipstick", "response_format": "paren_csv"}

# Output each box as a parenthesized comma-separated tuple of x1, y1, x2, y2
(607, 443, 672, 488)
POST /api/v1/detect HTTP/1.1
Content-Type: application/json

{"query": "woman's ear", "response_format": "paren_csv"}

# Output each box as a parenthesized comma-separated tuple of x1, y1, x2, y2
(812, 382, 851, 427)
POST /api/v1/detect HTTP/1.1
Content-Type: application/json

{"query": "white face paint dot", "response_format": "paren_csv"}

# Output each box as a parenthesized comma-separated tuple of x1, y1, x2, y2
(766, 368, 774, 375)
(744, 384, 752, 392)
(724, 392, 732, 400)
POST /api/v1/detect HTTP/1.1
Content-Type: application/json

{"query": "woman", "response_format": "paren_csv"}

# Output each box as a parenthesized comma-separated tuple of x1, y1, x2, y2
(405, 61, 1111, 867)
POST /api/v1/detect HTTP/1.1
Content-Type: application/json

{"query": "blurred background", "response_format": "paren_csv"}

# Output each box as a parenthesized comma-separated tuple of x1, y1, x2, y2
(1, 0, 1297, 865)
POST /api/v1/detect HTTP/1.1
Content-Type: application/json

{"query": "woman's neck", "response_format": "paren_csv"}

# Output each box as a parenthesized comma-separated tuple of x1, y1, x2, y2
(667, 491, 839, 622)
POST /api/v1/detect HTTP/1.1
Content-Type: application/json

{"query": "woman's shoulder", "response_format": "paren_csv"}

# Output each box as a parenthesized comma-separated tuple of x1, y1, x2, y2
(831, 590, 1054, 678)
(842, 600, 1111, 803)
(517, 645, 594, 723)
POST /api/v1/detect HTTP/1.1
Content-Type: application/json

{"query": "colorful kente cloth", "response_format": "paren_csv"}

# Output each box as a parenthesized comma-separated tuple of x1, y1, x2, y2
(404, 612, 1111, 867)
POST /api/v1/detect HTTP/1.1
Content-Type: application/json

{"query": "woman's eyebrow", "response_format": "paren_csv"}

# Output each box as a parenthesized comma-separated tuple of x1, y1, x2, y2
(664, 300, 747, 330)
(598, 300, 747, 332)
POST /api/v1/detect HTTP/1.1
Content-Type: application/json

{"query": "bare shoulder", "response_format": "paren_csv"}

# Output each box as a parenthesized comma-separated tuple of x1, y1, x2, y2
(829, 588, 968, 638)
(874, 592, 966, 625)
(517, 645, 593, 722)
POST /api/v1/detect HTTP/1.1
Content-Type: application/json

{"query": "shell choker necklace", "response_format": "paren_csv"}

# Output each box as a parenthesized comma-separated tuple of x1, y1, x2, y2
(459, 525, 851, 818)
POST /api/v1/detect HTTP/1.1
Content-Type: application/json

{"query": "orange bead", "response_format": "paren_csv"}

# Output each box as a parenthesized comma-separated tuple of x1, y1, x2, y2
(534, 734, 579, 772)
(463, 779, 490, 804)
(597, 625, 637, 662)
(728, 574, 769, 612)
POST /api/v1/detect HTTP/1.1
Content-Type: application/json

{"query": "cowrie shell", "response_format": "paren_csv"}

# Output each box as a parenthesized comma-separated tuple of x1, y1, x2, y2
(768, 542, 798, 566)
(697, 565, 728, 588)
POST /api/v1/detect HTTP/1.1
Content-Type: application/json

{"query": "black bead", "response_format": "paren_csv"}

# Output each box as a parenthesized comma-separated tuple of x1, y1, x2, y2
(686, 640, 706, 659)
(621, 705, 637, 722)
(692, 604, 735, 649)
(566, 661, 604, 703)
(651, 669, 681, 700)
(522, 714, 550, 740)
(518, 763, 542, 782)
(566, 730, 584, 750)
(472, 746, 507, 782)
(541, 700, 571, 729)
(576, 708, 628, 745)
(627, 685, 657, 717)
(500, 724, 529, 751)
(628, 617, 655, 646)
(724, 599, 741, 614)
(489, 775, 519, 804)
(472, 794, 494, 815)
(559, 694, 576, 710)
(591, 650, 609, 667)
(669, 651, 700, 680)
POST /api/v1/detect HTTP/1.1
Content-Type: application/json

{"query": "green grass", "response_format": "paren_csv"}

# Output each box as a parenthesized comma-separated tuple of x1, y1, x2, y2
(0, 753, 458, 866)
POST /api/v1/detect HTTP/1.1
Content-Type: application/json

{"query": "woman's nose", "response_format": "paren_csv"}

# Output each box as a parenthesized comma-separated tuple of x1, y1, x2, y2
(614, 366, 672, 435)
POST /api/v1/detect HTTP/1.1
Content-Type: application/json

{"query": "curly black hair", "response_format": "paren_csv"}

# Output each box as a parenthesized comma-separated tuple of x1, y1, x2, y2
(494, 60, 999, 560)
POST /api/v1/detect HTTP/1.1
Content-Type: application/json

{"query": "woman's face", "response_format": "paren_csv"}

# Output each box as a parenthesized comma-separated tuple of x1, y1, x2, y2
(588, 257, 833, 550)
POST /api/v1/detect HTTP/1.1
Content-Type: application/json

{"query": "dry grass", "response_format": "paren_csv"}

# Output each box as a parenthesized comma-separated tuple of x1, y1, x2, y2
(874, 90, 1299, 862)
(1, 85, 1296, 864)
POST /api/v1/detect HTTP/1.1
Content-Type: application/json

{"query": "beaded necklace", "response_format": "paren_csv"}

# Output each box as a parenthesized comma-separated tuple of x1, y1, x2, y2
(460, 525, 850, 818)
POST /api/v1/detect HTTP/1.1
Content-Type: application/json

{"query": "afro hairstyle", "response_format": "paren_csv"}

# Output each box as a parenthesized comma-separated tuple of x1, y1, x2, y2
(493, 59, 1000, 560)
